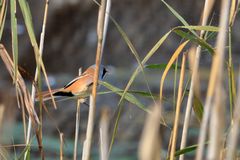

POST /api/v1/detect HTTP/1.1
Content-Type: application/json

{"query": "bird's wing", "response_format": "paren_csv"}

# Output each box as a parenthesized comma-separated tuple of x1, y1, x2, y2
(63, 73, 94, 95)
(64, 76, 82, 88)
(63, 67, 94, 88)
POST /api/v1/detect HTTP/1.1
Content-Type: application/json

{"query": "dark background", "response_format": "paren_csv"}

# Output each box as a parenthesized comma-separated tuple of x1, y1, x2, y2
(0, 0, 239, 159)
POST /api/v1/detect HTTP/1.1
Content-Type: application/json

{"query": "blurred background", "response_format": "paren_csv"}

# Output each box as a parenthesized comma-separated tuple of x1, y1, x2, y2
(0, 0, 240, 159)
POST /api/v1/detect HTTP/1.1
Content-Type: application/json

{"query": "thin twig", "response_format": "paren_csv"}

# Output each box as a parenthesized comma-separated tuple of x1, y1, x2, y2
(73, 68, 82, 160)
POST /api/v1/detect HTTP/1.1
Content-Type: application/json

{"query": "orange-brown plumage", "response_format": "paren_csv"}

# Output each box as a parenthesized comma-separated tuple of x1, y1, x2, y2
(35, 65, 107, 102)
(63, 67, 95, 94)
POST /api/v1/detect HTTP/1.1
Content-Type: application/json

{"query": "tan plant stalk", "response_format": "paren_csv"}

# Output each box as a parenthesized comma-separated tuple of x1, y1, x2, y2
(180, 0, 214, 159)
(196, 0, 230, 159)
(179, 47, 198, 160)
(229, 0, 240, 26)
(73, 68, 82, 160)
(0, 0, 6, 27)
(60, 133, 64, 160)
(170, 53, 186, 160)
(101, 0, 111, 57)
(82, 0, 109, 159)
(226, 69, 240, 159)
(99, 108, 110, 160)
(207, 1, 230, 158)
(208, 87, 225, 159)
(0, 104, 4, 133)
(138, 104, 162, 160)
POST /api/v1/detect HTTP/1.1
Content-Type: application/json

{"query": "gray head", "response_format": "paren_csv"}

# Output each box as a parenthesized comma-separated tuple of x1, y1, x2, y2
(89, 64, 108, 80)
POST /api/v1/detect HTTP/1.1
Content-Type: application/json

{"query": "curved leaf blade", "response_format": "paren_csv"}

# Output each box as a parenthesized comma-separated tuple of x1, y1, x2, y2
(160, 40, 189, 100)
(11, 0, 18, 82)
(174, 29, 214, 54)
(145, 63, 181, 70)
(175, 25, 219, 32)
(99, 81, 150, 113)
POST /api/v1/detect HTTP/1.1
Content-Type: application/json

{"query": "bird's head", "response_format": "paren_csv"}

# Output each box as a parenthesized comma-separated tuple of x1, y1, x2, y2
(89, 64, 108, 80)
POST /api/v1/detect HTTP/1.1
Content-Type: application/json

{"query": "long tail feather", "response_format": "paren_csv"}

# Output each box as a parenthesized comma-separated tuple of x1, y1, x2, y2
(35, 88, 64, 101)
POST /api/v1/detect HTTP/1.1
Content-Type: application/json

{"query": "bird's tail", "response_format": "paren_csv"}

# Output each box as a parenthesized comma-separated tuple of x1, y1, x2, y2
(35, 88, 64, 102)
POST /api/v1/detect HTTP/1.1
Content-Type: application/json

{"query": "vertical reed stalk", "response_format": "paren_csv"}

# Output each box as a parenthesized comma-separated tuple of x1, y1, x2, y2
(228, 27, 234, 120)
(99, 108, 110, 160)
(101, 0, 111, 57)
(226, 69, 240, 159)
(207, 0, 230, 157)
(225, 1, 240, 159)
(170, 53, 186, 160)
(60, 133, 64, 160)
(196, 0, 230, 159)
(73, 68, 82, 160)
(227, 0, 239, 120)
(180, 1, 214, 159)
(208, 87, 225, 159)
(179, 47, 198, 160)
(0, 104, 4, 132)
(82, 0, 109, 159)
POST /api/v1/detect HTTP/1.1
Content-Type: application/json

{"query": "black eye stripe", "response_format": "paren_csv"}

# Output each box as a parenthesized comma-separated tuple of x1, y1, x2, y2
(101, 67, 107, 79)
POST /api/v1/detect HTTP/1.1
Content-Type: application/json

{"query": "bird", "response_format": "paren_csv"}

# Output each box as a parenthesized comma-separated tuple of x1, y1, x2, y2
(36, 64, 108, 102)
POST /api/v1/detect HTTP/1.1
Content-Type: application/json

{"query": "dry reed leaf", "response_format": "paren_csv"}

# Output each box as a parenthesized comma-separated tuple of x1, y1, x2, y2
(160, 40, 189, 100)
(0, 44, 40, 125)
(138, 103, 162, 160)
